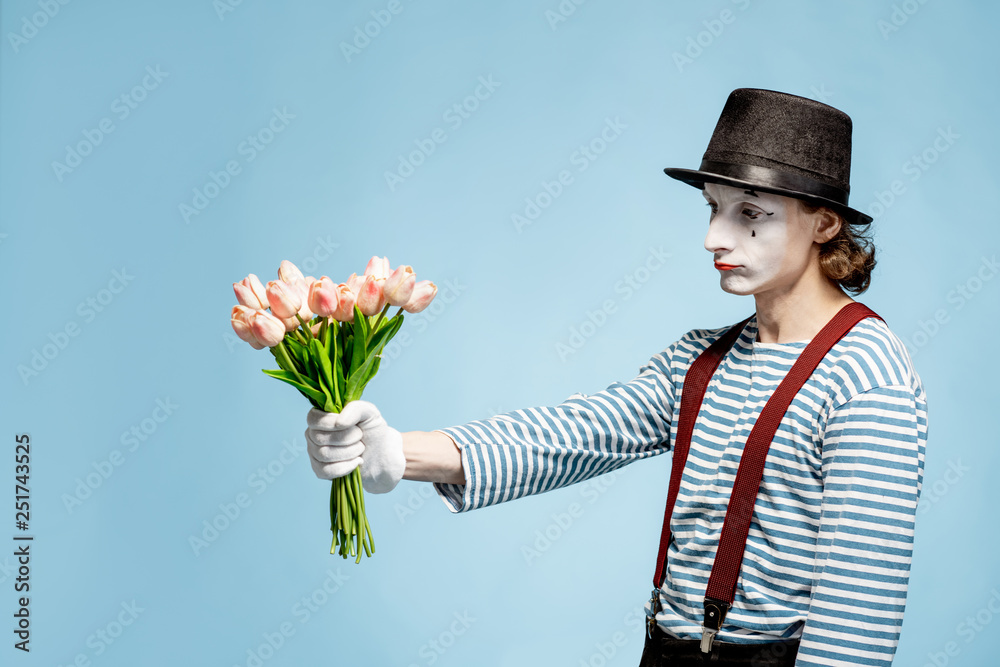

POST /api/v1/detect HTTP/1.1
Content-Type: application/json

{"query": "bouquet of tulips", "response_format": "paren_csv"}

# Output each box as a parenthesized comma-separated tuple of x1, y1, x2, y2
(230, 256, 437, 561)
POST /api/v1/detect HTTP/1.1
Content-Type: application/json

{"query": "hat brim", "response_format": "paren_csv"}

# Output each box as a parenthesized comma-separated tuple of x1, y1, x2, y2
(664, 167, 873, 226)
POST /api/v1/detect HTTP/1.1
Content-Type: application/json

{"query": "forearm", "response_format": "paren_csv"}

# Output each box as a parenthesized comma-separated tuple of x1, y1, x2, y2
(401, 430, 465, 484)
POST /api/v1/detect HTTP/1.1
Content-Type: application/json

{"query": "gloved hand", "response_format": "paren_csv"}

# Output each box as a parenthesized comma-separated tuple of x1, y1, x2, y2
(305, 400, 406, 494)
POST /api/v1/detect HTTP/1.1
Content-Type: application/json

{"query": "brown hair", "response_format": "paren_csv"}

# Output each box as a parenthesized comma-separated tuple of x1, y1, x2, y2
(799, 201, 877, 295)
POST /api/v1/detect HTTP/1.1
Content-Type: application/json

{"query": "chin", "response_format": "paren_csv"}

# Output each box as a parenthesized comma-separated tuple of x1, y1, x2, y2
(719, 277, 757, 296)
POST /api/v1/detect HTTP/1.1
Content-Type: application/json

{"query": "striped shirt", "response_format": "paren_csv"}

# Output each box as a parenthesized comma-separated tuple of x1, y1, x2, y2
(433, 313, 927, 666)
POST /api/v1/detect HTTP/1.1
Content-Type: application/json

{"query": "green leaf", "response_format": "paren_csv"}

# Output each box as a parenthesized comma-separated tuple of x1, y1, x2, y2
(367, 313, 403, 354)
(353, 303, 369, 341)
(309, 336, 338, 412)
(322, 318, 332, 352)
(344, 351, 381, 400)
(350, 316, 367, 382)
(342, 334, 354, 377)
(273, 340, 314, 389)
(284, 337, 309, 371)
(341, 313, 402, 402)
(262, 368, 328, 407)
(296, 312, 314, 342)
(330, 326, 343, 408)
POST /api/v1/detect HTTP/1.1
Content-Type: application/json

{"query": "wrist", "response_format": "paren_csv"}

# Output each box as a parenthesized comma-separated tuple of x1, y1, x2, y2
(401, 430, 465, 484)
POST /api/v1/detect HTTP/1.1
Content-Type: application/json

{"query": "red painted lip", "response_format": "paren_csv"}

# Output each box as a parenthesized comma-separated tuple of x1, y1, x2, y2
(714, 262, 740, 271)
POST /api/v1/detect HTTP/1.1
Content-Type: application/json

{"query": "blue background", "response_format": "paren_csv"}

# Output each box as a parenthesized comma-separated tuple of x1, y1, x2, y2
(2, 1, 997, 665)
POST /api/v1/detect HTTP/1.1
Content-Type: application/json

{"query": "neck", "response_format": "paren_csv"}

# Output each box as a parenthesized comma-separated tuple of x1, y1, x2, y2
(753, 261, 854, 344)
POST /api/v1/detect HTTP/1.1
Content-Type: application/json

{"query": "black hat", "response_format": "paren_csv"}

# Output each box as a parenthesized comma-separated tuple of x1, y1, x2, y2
(664, 88, 872, 225)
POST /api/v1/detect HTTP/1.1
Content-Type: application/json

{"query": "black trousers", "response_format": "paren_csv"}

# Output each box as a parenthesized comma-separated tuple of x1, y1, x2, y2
(639, 626, 800, 666)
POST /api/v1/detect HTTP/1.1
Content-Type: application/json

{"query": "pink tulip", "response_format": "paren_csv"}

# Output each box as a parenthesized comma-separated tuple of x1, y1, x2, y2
(364, 256, 390, 280)
(250, 309, 286, 348)
(231, 305, 265, 350)
(299, 276, 317, 300)
(278, 260, 305, 288)
(403, 280, 437, 313)
(345, 272, 366, 295)
(296, 282, 315, 321)
(356, 274, 386, 316)
(308, 277, 340, 317)
(266, 280, 302, 319)
(383, 265, 415, 307)
(234, 274, 269, 310)
(332, 284, 357, 322)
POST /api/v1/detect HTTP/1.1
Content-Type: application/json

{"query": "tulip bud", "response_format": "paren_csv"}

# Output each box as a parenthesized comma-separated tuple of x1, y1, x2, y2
(231, 305, 265, 349)
(266, 280, 302, 319)
(234, 274, 269, 310)
(383, 265, 416, 307)
(332, 284, 357, 322)
(301, 276, 317, 299)
(250, 309, 286, 348)
(364, 256, 391, 280)
(296, 294, 314, 322)
(357, 274, 386, 316)
(403, 280, 437, 313)
(308, 277, 340, 317)
(278, 260, 306, 288)
(345, 272, 366, 295)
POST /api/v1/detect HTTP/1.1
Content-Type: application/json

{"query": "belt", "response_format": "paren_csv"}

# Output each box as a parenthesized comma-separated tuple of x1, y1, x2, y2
(639, 624, 799, 666)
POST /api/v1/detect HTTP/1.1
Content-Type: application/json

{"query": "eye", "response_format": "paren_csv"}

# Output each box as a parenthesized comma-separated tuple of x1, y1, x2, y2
(742, 207, 762, 220)
(705, 202, 718, 215)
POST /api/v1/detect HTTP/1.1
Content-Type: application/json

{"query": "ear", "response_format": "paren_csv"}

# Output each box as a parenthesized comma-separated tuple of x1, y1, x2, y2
(811, 207, 842, 244)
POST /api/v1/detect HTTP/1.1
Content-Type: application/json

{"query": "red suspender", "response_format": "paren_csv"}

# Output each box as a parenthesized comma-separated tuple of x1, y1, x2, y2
(650, 314, 752, 591)
(647, 302, 883, 652)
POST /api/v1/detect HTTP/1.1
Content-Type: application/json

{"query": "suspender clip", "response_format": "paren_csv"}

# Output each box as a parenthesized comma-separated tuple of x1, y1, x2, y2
(646, 588, 662, 640)
(700, 597, 731, 653)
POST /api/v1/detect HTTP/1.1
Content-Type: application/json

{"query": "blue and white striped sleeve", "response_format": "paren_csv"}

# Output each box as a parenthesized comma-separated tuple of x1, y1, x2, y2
(431, 345, 678, 513)
(795, 384, 927, 667)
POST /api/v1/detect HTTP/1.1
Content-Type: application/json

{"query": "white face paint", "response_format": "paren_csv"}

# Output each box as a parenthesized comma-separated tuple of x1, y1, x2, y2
(702, 182, 816, 297)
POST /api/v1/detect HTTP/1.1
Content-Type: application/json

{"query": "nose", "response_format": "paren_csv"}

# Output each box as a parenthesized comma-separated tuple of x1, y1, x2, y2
(704, 214, 736, 257)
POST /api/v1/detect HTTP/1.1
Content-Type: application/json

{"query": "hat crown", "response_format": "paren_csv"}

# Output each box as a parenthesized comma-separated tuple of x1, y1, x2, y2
(703, 88, 853, 193)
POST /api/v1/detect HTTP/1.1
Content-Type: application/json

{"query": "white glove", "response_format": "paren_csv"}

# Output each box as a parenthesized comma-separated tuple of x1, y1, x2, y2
(305, 400, 406, 494)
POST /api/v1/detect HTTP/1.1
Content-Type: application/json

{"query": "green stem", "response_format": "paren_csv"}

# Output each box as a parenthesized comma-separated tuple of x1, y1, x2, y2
(274, 340, 309, 390)
(324, 319, 342, 409)
(367, 303, 391, 345)
(296, 312, 314, 342)
(359, 476, 374, 554)
(349, 469, 364, 563)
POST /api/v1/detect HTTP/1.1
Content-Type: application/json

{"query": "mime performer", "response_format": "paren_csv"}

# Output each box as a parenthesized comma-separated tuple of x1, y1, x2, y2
(304, 88, 928, 667)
